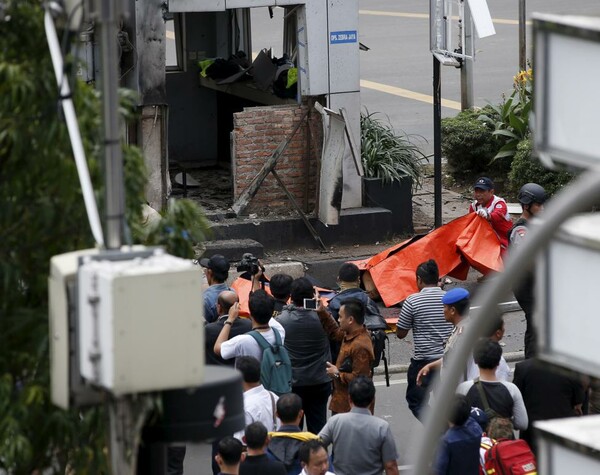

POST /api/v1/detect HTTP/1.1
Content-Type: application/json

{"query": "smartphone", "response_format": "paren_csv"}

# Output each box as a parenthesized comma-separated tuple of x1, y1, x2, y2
(303, 298, 318, 310)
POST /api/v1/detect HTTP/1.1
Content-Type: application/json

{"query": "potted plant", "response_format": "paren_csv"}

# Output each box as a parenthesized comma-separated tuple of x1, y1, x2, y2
(361, 110, 426, 233)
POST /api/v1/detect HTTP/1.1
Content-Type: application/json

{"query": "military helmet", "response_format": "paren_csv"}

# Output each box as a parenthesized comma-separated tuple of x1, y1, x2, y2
(518, 183, 546, 205)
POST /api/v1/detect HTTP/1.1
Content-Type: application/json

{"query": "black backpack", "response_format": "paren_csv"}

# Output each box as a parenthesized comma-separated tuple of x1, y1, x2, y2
(364, 305, 391, 386)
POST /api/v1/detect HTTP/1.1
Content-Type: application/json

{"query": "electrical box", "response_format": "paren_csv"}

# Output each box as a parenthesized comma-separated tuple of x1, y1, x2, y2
(49, 248, 102, 409)
(77, 249, 204, 395)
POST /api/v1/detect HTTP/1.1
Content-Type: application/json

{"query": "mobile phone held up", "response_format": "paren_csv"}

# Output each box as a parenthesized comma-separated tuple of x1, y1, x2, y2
(303, 298, 318, 310)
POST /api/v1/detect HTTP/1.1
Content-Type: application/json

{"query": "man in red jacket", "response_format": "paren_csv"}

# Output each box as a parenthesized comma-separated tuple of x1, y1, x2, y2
(468, 177, 512, 252)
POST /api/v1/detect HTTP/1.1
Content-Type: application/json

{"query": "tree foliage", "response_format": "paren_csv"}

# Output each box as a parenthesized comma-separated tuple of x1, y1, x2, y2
(0, 1, 209, 471)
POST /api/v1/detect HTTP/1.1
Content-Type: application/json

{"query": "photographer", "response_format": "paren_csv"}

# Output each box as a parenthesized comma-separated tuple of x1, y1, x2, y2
(214, 290, 285, 366)
(200, 254, 233, 323)
(277, 278, 332, 433)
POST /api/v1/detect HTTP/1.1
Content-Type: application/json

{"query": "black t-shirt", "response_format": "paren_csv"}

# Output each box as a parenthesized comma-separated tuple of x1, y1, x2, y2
(239, 454, 286, 475)
(465, 381, 514, 418)
(204, 317, 252, 366)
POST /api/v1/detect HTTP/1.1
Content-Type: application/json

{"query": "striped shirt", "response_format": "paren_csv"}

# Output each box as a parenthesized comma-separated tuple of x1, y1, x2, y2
(397, 286, 453, 360)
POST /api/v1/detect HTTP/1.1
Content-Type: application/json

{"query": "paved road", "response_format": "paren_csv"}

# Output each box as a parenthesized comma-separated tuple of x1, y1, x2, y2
(357, 0, 600, 155)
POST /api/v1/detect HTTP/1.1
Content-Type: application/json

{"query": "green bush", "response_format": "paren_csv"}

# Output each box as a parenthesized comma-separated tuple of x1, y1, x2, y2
(361, 110, 426, 189)
(441, 106, 509, 183)
(508, 137, 575, 196)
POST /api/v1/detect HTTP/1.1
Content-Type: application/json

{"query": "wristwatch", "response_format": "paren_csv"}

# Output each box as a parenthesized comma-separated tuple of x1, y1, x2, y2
(224, 321, 233, 326)
(333, 372, 340, 380)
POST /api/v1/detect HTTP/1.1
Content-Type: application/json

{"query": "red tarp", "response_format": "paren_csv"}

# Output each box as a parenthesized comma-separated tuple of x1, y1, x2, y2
(356, 213, 504, 307)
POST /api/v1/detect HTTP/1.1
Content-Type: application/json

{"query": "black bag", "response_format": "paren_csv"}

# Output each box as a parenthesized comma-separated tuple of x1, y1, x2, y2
(364, 308, 390, 386)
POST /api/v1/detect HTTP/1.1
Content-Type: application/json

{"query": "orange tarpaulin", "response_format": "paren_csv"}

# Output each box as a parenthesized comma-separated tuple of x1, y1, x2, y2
(229, 278, 332, 317)
(356, 213, 504, 307)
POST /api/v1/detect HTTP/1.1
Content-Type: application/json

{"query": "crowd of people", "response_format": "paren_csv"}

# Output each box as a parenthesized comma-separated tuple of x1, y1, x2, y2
(169, 178, 588, 474)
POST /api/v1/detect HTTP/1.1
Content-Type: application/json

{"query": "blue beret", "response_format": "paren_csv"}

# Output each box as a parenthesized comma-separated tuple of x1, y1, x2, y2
(442, 287, 470, 305)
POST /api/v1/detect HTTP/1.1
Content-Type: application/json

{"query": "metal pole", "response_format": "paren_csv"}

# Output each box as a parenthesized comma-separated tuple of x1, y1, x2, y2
(461, 2, 474, 110)
(433, 56, 442, 228)
(519, 0, 527, 71)
(98, 0, 125, 250)
(95, 1, 134, 473)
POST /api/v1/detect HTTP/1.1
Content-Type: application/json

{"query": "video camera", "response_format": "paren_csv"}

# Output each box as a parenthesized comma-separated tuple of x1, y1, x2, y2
(236, 253, 264, 276)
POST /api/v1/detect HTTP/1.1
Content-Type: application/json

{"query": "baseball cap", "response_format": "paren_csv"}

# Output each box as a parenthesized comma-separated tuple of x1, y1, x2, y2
(442, 287, 470, 305)
(199, 254, 230, 274)
(473, 177, 494, 191)
(470, 406, 489, 432)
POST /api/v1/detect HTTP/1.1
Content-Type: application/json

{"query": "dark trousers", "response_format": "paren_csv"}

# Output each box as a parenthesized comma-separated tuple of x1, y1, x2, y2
(293, 382, 332, 434)
(406, 358, 439, 421)
(514, 286, 536, 359)
(166, 446, 186, 475)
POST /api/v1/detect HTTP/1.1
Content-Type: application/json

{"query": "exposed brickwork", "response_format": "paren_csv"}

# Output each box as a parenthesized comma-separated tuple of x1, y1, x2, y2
(232, 103, 322, 215)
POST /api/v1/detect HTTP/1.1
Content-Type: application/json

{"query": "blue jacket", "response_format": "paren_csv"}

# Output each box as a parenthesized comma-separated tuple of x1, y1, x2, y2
(433, 416, 482, 475)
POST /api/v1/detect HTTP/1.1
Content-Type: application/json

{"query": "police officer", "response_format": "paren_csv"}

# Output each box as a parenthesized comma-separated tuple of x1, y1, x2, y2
(508, 183, 547, 359)
(415, 287, 471, 386)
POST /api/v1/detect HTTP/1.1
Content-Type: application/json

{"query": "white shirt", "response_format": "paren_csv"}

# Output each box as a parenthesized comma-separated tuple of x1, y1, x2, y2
(221, 318, 286, 362)
(234, 384, 279, 441)
(299, 470, 335, 475)
(466, 354, 511, 381)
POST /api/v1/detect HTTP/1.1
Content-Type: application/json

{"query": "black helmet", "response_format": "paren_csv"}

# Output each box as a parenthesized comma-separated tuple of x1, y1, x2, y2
(518, 183, 546, 205)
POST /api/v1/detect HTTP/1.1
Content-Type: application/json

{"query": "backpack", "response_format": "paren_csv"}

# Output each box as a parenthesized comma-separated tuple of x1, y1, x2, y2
(474, 378, 514, 432)
(364, 303, 391, 386)
(484, 439, 537, 475)
(249, 330, 292, 395)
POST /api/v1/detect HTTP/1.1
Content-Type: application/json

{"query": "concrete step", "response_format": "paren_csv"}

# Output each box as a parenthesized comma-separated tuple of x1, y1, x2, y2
(200, 239, 264, 262)
(206, 207, 397, 251)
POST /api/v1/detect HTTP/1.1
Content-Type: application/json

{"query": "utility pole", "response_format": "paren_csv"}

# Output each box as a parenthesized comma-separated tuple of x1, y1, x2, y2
(94, 0, 136, 472)
(460, 2, 474, 110)
(433, 56, 442, 229)
(97, 0, 125, 251)
(519, 0, 527, 71)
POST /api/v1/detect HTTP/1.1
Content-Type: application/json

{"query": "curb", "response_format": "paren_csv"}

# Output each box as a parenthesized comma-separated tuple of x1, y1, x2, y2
(374, 351, 525, 376)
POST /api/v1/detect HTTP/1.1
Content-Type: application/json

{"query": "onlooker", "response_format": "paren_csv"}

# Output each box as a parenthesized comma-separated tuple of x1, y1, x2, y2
(327, 262, 384, 363)
(277, 278, 331, 433)
(240, 422, 286, 475)
(201, 254, 233, 323)
(479, 417, 517, 472)
(269, 273, 293, 316)
(416, 287, 471, 386)
(468, 177, 512, 252)
(457, 339, 528, 431)
(318, 376, 399, 475)
(205, 291, 251, 366)
(298, 440, 335, 475)
(466, 314, 510, 381)
(327, 263, 381, 320)
(215, 436, 245, 475)
(396, 259, 452, 420)
(508, 183, 547, 358)
(234, 356, 279, 442)
(513, 357, 584, 453)
(317, 298, 374, 414)
(433, 394, 482, 475)
(267, 393, 321, 475)
(214, 290, 285, 365)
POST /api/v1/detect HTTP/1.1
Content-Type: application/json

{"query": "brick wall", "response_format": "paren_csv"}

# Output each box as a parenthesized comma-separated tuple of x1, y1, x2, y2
(232, 103, 322, 215)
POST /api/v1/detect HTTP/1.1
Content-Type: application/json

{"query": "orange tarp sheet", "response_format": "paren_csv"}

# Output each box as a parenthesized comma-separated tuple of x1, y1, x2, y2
(230, 278, 332, 317)
(356, 213, 504, 307)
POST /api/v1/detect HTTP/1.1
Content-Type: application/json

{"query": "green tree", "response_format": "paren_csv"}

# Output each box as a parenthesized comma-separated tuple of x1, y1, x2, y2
(0, 1, 209, 471)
